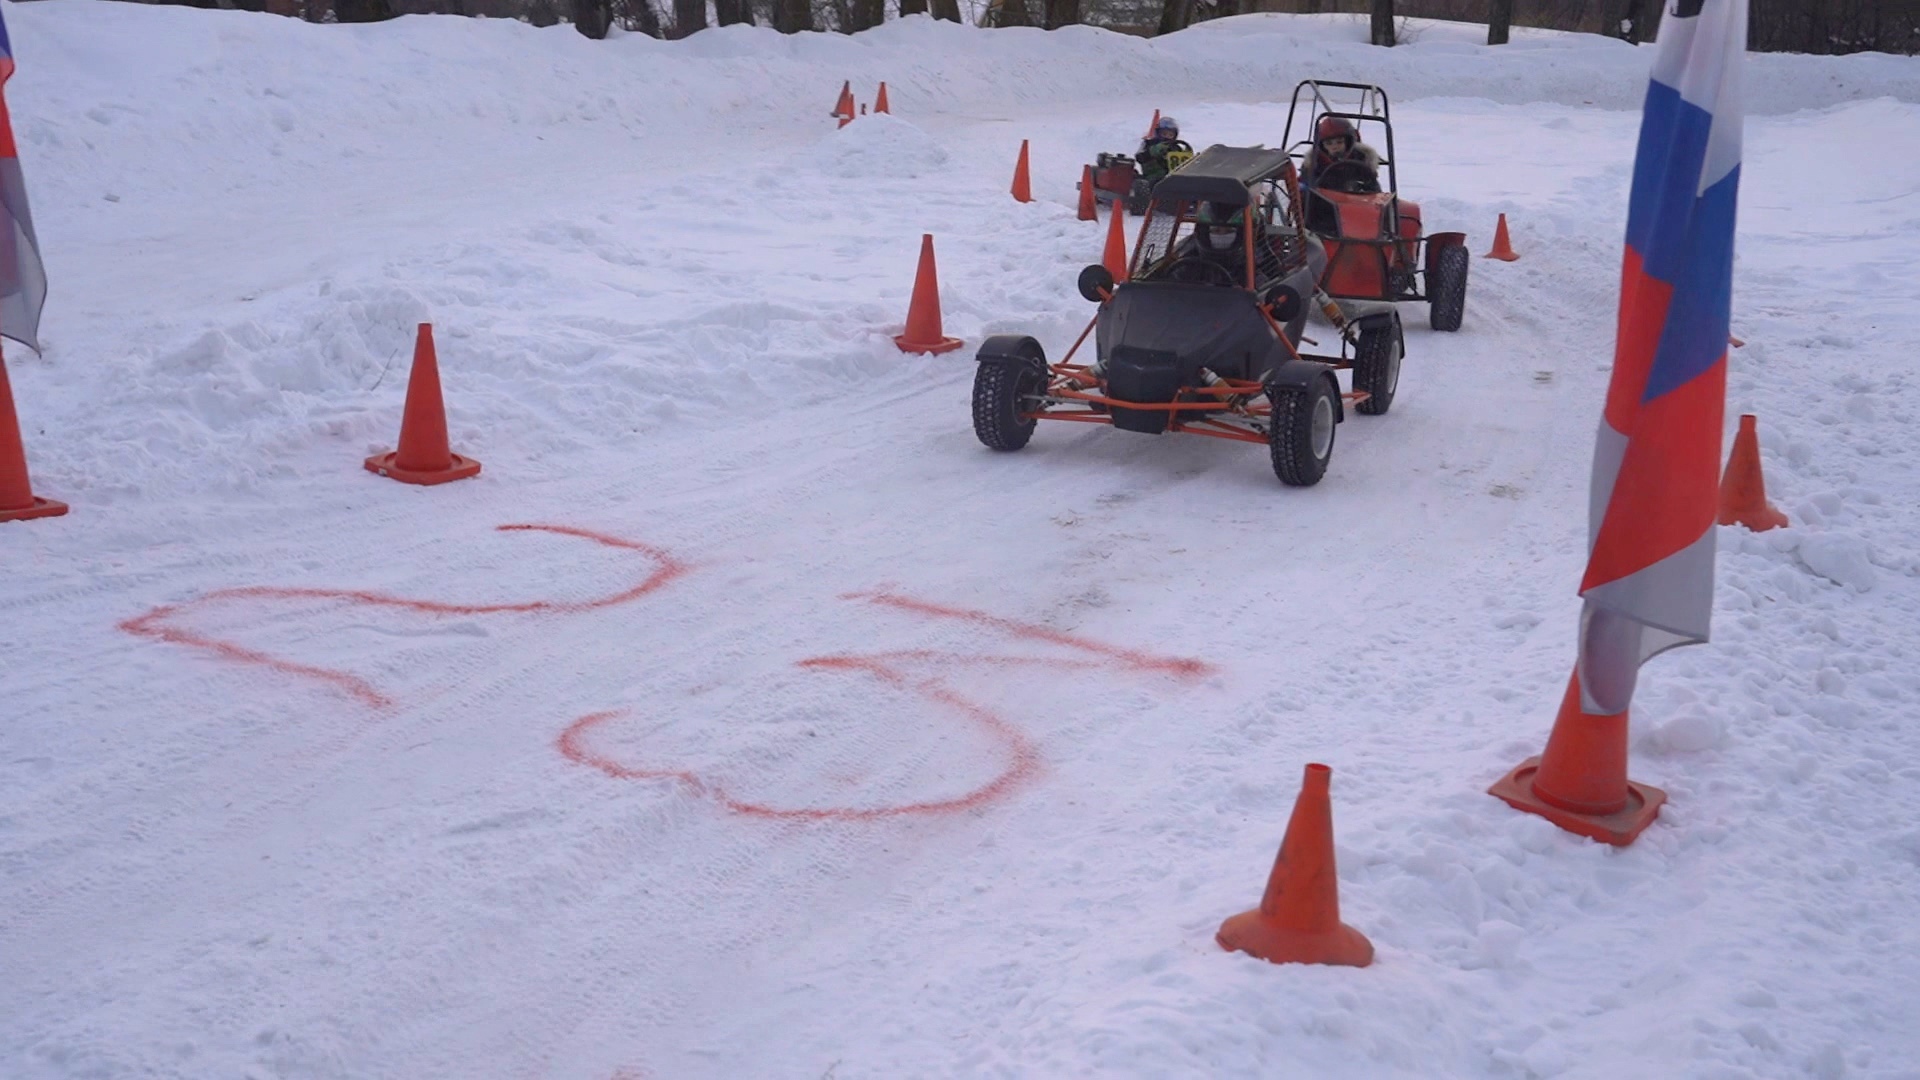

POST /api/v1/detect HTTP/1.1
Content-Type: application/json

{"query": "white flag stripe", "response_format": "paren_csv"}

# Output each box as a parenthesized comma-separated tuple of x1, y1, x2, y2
(1651, 0, 1748, 196)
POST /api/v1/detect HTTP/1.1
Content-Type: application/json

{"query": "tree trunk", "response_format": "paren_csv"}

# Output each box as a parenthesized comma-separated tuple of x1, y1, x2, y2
(930, 0, 961, 20)
(1157, 0, 1193, 34)
(900, 0, 928, 15)
(1487, 0, 1512, 43)
(773, 0, 813, 30)
(574, 0, 613, 33)
(1043, 0, 1079, 28)
(672, 0, 706, 34)
(1370, 0, 1395, 44)
(715, 0, 753, 22)
(994, 0, 1033, 26)
(1613, 0, 1653, 42)
(335, 0, 394, 20)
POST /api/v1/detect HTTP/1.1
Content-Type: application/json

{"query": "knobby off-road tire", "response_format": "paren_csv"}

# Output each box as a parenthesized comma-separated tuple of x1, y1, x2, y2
(1267, 377, 1337, 487)
(972, 358, 1048, 451)
(1429, 244, 1469, 332)
(1352, 318, 1401, 416)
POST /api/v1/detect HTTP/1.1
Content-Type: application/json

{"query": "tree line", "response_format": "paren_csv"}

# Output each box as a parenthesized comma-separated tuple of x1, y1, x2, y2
(129, 0, 1920, 55)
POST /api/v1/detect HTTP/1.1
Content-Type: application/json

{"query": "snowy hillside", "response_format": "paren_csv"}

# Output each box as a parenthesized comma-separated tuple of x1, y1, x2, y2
(3, 3, 1919, 1078)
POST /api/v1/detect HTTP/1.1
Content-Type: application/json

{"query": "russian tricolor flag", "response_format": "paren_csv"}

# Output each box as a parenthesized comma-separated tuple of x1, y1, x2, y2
(0, 4, 47, 354)
(1577, 0, 1747, 716)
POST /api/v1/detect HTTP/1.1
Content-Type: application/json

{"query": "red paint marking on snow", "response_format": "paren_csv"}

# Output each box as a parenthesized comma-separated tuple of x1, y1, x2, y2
(846, 590, 1216, 679)
(119, 524, 689, 706)
(808, 649, 1110, 673)
(560, 592, 1210, 822)
(121, 599, 396, 707)
(558, 660, 1041, 823)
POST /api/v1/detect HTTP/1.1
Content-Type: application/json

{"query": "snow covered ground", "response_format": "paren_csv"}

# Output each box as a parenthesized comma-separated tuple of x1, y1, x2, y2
(4, 4, 1919, 1077)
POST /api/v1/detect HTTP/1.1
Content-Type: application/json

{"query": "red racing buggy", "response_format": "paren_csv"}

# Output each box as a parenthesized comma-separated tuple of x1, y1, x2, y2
(1286, 80, 1470, 332)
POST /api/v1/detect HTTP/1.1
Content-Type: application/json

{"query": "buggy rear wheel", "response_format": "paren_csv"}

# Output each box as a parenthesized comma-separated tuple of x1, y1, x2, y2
(972, 354, 1049, 451)
(1267, 377, 1337, 487)
(1352, 315, 1402, 416)
(1125, 178, 1153, 215)
(1428, 244, 1469, 332)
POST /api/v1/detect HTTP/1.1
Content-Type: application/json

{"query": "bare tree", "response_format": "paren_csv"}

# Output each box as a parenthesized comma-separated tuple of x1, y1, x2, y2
(771, 0, 814, 29)
(1612, 0, 1654, 42)
(992, 0, 1035, 25)
(618, 0, 665, 34)
(335, 0, 394, 19)
(573, 0, 612, 32)
(930, 0, 961, 18)
(900, 0, 928, 14)
(1157, 0, 1194, 34)
(716, 0, 754, 22)
(671, 0, 706, 33)
(1370, 0, 1396, 44)
(1043, 0, 1080, 27)
(1488, 0, 1513, 43)
(837, 0, 884, 29)
(1747, 0, 1916, 54)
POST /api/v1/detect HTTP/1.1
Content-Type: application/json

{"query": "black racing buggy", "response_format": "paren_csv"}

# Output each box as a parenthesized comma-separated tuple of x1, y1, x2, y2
(971, 144, 1407, 487)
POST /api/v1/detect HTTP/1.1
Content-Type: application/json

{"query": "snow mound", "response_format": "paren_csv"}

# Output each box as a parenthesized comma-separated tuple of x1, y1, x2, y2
(811, 113, 950, 179)
(1796, 532, 1879, 593)
(1643, 711, 1727, 755)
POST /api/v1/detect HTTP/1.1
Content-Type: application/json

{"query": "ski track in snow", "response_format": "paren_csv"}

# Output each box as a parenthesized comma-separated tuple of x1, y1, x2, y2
(3, 5, 1920, 1079)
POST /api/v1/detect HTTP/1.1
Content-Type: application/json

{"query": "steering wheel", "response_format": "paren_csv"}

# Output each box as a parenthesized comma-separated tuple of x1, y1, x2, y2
(1316, 159, 1382, 195)
(1161, 256, 1240, 287)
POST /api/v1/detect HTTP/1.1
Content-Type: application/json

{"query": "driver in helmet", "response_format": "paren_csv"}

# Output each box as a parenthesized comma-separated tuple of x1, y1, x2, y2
(1195, 201, 1246, 264)
(1301, 115, 1381, 191)
(1135, 116, 1186, 184)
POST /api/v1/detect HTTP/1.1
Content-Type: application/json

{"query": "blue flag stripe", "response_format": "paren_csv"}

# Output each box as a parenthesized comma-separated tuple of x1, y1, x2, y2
(1640, 164, 1739, 403)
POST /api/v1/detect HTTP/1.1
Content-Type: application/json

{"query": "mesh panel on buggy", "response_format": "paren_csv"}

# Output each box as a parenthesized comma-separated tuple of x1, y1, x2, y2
(1253, 234, 1297, 287)
(1133, 208, 1181, 276)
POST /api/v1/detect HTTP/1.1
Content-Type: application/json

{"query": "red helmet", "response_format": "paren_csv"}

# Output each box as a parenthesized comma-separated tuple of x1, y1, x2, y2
(1316, 116, 1356, 143)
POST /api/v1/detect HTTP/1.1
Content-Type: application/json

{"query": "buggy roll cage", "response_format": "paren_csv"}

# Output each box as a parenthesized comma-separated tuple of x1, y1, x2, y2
(1282, 80, 1399, 195)
(1124, 144, 1313, 291)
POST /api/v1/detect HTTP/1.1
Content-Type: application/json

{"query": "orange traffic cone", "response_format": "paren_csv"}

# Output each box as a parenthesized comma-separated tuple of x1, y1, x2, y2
(1102, 202, 1130, 282)
(831, 81, 855, 128)
(893, 234, 963, 355)
(1145, 108, 1160, 137)
(1488, 670, 1667, 846)
(1217, 764, 1374, 968)
(1076, 164, 1099, 222)
(0, 348, 68, 523)
(364, 324, 483, 486)
(1718, 413, 1787, 531)
(875, 82, 891, 114)
(1485, 214, 1519, 261)
(1011, 139, 1033, 203)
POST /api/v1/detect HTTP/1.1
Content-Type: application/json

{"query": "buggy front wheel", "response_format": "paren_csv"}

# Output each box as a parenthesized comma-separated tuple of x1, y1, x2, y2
(1352, 315, 1402, 416)
(1267, 377, 1337, 487)
(972, 355, 1049, 452)
(1428, 244, 1469, 332)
